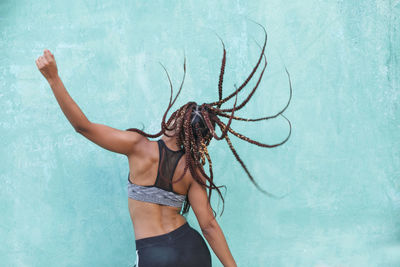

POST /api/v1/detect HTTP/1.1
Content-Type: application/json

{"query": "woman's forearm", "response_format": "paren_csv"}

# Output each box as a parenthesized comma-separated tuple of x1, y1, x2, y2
(47, 75, 90, 131)
(202, 222, 237, 267)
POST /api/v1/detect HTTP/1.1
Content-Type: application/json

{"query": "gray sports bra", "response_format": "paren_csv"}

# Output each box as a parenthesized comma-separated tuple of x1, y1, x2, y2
(127, 139, 186, 208)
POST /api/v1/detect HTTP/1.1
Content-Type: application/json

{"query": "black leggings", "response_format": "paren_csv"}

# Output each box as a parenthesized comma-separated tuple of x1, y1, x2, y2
(133, 222, 212, 267)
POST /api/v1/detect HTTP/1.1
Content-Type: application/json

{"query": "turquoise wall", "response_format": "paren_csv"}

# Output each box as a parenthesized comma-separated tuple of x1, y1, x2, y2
(1, 0, 399, 266)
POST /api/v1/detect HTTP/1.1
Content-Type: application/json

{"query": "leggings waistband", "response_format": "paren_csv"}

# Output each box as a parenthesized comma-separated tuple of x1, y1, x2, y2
(135, 222, 191, 250)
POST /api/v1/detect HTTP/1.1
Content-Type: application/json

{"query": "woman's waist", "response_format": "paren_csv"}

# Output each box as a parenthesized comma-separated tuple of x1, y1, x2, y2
(134, 220, 192, 249)
(132, 215, 188, 240)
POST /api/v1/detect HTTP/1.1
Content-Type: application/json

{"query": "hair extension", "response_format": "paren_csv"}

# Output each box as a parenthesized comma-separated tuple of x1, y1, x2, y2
(126, 21, 292, 217)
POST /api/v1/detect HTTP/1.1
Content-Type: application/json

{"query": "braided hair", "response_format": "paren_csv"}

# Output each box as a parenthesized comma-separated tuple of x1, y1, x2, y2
(126, 22, 292, 216)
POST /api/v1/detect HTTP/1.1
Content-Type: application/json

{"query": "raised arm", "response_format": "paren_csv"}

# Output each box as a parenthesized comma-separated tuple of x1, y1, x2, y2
(35, 49, 145, 156)
(188, 167, 237, 267)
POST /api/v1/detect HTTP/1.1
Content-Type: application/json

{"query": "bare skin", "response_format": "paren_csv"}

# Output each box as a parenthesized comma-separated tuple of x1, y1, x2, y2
(126, 127, 191, 240)
(36, 49, 237, 267)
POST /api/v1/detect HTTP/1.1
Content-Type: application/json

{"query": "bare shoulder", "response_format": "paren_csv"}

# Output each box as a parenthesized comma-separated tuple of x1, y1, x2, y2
(127, 135, 153, 159)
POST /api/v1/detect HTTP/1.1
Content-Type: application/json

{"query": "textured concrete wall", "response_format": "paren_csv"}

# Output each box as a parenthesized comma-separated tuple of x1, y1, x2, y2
(1, 0, 399, 266)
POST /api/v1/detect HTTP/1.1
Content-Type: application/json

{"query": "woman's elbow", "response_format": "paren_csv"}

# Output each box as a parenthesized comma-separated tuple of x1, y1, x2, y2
(74, 122, 91, 133)
(201, 217, 218, 236)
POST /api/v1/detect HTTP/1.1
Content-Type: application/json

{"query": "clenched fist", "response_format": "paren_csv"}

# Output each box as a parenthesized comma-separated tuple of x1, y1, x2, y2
(36, 49, 58, 81)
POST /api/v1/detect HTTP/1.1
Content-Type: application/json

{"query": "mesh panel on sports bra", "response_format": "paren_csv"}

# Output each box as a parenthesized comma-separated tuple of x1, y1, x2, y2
(155, 139, 185, 192)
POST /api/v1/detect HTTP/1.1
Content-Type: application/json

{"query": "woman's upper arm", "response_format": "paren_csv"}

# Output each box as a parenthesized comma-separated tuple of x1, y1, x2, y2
(188, 167, 217, 232)
(76, 122, 147, 156)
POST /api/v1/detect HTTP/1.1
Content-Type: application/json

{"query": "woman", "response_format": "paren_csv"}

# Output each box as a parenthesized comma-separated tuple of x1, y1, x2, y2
(35, 23, 291, 267)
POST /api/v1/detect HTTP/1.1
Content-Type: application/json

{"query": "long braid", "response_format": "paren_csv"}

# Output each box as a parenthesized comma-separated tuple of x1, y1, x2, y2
(209, 65, 292, 123)
(193, 122, 225, 216)
(159, 56, 186, 133)
(217, 35, 226, 109)
(207, 21, 268, 107)
(221, 131, 285, 199)
(218, 47, 267, 113)
(213, 113, 292, 148)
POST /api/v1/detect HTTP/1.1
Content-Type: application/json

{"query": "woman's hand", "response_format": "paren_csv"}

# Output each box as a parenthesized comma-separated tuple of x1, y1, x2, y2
(35, 49, 59, 81)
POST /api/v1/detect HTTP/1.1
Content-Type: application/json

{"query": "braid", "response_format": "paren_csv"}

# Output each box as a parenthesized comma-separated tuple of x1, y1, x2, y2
(216, 34, 226, 109)
(126, 21, 292, 217)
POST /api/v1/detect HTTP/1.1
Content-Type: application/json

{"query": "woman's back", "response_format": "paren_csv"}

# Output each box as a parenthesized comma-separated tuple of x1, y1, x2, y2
(127, 138, 192, 240)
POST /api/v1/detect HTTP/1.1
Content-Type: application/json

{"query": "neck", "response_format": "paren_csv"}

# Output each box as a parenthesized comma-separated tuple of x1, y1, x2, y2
(161, 134, 181, 151)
